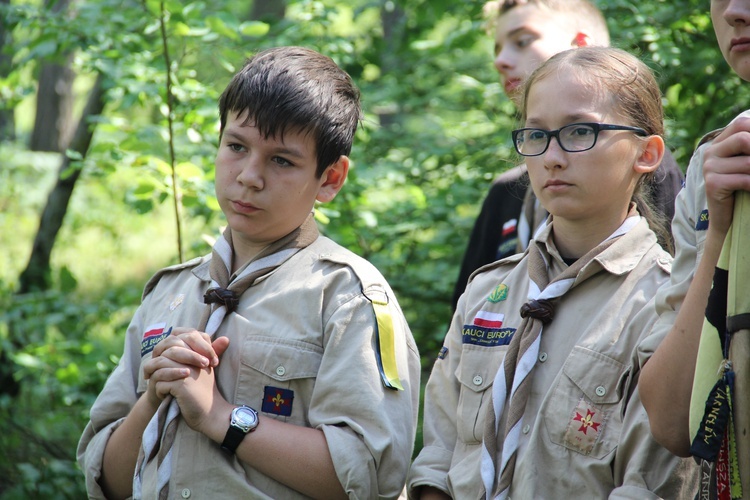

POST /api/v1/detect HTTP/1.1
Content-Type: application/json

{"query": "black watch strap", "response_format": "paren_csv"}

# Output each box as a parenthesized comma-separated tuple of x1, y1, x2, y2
(221, 425, 247, 454)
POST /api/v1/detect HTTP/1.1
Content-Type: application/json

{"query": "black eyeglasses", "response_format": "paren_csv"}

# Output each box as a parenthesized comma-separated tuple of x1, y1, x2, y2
(511, 122, 648, 157)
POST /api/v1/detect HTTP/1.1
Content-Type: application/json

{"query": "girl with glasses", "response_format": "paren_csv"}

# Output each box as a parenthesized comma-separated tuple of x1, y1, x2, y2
(408, 46, 697, 499)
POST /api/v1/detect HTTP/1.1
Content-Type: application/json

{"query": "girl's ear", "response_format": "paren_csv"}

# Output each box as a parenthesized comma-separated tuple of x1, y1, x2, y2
(634, 135, 665, 175)
(316, 155, 349, 203)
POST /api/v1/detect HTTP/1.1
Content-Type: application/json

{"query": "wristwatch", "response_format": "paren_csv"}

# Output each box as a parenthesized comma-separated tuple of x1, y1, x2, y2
(221, 405, 259, 454)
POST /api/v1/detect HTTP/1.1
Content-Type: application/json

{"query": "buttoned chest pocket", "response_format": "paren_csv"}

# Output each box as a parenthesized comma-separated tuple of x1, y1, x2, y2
(543, 346, 630, 459)
(237, 336, 323, 427)
(455, 345, 505, 444)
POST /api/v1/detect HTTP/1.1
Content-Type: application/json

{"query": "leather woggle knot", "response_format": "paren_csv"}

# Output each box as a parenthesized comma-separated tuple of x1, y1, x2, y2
(203, 287, 240, 313)
(520, 298, 555, 324)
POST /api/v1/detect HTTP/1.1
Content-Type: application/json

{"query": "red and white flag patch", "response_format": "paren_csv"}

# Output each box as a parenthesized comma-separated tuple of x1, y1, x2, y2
(473, 310, 504, 329)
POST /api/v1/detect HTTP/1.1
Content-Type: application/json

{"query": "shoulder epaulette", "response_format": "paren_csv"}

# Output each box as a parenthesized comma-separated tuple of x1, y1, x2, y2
(142, 255, 205, 301)
(318, 244, 404, 391)
(467, 252, 525, 287)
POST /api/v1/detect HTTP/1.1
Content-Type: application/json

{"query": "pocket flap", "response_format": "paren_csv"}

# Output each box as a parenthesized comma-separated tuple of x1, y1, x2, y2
(562, 346, 629, 404)
(456, 344, 505, 393)
(241, 336, 323, 381)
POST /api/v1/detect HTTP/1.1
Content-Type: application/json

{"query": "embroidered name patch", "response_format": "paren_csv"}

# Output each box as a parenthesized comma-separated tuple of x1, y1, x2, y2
(462, 325, 515, 347)
(141, 323, 172, 356)
(563, 397, 607, 455)
(262, 386, 294, 416)
(696, 209, 709, 231)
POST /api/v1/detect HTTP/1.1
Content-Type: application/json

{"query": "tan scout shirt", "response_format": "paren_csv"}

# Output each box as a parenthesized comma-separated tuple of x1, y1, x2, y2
(409, 218, 699, 499)
(650, 110, 750, 441)
(77, 236, 420, 499)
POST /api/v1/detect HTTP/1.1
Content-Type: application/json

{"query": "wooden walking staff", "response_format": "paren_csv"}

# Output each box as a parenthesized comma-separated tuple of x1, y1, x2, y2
(728, 190, 750, 494)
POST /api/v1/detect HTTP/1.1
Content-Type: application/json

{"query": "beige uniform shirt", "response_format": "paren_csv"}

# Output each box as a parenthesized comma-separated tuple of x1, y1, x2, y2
(649, 109, 750, 440)
(409, 218, 698, 499)
(78, 236, 420, 499)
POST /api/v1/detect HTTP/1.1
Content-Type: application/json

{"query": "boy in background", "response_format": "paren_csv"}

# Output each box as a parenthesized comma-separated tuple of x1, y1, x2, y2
(452, 0, 684, 310)
(78, 46, 420, 500)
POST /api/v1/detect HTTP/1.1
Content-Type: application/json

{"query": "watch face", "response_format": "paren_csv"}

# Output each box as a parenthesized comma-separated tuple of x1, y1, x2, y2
(232, 406, 258, 432)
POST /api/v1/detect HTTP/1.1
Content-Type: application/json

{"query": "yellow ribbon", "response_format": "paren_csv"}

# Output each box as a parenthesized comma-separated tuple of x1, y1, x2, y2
(370, 296, 403, 391)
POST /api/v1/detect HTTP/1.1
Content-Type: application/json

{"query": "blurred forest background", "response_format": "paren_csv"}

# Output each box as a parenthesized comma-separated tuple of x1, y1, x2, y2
(1, 0, 748, 496)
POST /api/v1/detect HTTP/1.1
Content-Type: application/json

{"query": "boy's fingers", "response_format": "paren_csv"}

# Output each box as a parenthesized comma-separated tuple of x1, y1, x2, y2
(179, 331, 218, 364)
(712, 117, 750, 156)
(211, 336, 231, 360)
(153, 329, 215, 365)
(144, 353, 193, 379)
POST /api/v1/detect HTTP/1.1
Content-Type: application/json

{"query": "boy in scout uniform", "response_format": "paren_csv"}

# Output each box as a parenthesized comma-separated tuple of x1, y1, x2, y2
(641, 0, 750, 483)
(78, 46, 420, 499)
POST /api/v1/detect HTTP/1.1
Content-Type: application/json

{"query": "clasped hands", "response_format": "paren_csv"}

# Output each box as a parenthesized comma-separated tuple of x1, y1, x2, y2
(143, 328, 231, 434)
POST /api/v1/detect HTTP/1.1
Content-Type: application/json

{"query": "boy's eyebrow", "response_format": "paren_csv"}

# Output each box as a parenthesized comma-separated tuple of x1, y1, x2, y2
(506, 26, 529, 38)
(222, 127, 308, 158)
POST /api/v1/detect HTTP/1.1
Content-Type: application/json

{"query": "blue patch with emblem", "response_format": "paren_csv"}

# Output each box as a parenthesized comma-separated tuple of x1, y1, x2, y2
(696, 209, 709, 231)
(262, 386, 294, 416)
(462, 325, 515, 347)
(437, 346, 448, 360)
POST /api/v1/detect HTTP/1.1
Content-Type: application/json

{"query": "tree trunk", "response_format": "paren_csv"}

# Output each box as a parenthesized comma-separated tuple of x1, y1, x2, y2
(19, 73, 106, 294)
(378, 2, 406, 128)
(0, 0, 15, 141)
(29, 0, 74, 152)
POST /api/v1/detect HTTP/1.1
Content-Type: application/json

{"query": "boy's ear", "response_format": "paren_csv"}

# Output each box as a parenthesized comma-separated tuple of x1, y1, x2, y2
(634, 135, 665, 175)
(316, 155, 349, 203)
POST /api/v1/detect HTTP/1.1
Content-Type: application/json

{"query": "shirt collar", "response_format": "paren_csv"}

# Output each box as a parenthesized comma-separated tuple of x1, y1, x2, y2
(534, 215, 657, 279)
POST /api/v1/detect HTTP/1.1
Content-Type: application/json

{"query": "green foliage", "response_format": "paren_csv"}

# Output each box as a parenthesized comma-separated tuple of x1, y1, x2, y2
(1, 0, 746, 495)
(0, 280, 135, 498)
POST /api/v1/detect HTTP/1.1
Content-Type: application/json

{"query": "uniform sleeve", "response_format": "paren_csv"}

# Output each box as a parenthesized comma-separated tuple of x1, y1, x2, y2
(311, 288, 420, 500)
(76, 306, 147, 499)
(611, 300, 699, 498)
(407, 295, 468, 497)
(642, 146, 706, 366)
(610, 388, 699, 499)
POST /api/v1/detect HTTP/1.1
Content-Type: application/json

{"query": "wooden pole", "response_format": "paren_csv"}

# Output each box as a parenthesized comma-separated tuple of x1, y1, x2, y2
(730, 330, 750, 493)
(728, 191, 750, 494)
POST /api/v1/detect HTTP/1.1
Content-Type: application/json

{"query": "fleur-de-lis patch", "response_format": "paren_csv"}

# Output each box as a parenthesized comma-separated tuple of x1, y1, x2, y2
(262, 386, 294, 416)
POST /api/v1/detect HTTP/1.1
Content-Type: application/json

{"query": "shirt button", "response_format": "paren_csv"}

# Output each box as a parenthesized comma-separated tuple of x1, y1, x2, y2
(595, 385, 606, 397)
(522, 424, 530, 434)
(473, 375, 483, 386)
(538, 352, 548, 363)
(181, 489, 191, 498)
(276, 366, 286, 376)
